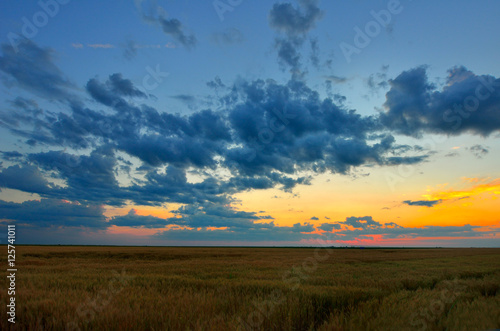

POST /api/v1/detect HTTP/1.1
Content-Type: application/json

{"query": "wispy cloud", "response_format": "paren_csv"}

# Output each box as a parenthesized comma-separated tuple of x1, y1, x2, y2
(423, 178, 500, 201)
(87, 44, 115, 49)
(403, 200, 442, 207)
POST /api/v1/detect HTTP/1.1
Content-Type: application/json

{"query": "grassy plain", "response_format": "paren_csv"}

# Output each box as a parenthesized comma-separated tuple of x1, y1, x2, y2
(0, 246, 499, 330)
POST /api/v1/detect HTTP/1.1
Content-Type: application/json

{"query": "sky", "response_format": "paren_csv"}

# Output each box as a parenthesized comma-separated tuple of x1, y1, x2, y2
(0, 0, 499, 246)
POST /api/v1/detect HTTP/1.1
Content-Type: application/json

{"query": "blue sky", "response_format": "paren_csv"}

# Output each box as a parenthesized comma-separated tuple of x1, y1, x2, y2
(0, 0, 499, 246)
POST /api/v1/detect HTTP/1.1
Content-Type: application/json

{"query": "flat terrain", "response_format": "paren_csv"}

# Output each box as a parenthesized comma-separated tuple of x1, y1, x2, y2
(1, 246, 499, 330)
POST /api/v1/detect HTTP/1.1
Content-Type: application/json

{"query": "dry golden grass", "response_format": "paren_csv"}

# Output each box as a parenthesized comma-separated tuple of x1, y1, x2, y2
(0, 246, 499, 330)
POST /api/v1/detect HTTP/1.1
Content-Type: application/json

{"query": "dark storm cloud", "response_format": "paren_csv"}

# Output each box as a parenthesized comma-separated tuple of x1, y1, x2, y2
(224, 79, 426, 177)
(0, 44, 451, 231)
(0, 40, 76, 101)
(108, 73, 147, 98)
(228, 173, 311, 193)
(318, 223, 341, 232)
(28, 147, 126, 206)
(117, 134, 220, 169)
(159, 17, 197, 49)
(26, 150, 227, 207)
(1, 70, 430, 214)
(269, 0, 323, 36)
(0, 164, 58, 195)
(0, 198, 106, 228)
(86, 73, 146, 107)
(380, 66, 500, 137)
(342, 216, 382, 229)
(269, 0, 323, 77)
(403, 200, 442, 207)
(127, 166, 229, 206)
(86, 78, 123, 107)
(274, 37, 302, 73)
(0, 151, 23, 161)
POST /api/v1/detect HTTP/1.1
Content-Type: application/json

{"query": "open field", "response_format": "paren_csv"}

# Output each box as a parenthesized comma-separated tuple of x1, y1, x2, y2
(1, 246, 499, 330)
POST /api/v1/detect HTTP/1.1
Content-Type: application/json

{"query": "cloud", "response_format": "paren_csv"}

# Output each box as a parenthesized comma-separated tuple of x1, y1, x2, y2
(380, 66, 500, 137)
(318, 223, 341, 232)
(423, 178, 500, 202)
(0, 69, 430, 210)
(366, 65, 389, 94)
(0, 39, 76, 101)
(0, 198, 106, 228)
(155, 220, 316, 242)
(134, 0, 167, 23)
(403, 200, 442, 207)
(0, 151, 23, 161)
(123, 40, 138, 60)
(170, 94, 198, 110)
(159, 18, 197, 49)
(274, 37, 302, 75)
(134, 0, 196, 49)
(468, 144, 489, 159)
(109, 209, 170, 228)
(342, 216, 381, 229)
(316, 216, 497, 242)
(87, 44, 115, 49)
(86, 73, 146, 106)
(268, 0, 323, 78)
(268, 0, 323, 37)
(107, 73, 147, 98)
(0, 164, 58, 195)
(224, 79, 425, 177)
(445, 151, 459, 158)
(324, 75, 348, 84)
(309, 38, 320, 68)
(211, 28, 245, 46)
(310, 216, 319, 220)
